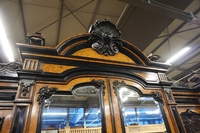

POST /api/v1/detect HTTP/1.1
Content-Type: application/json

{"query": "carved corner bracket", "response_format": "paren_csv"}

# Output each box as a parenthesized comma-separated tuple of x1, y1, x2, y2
(88, 18, 122, 56)
(37, 86, 57, 104)
(150, 91, 164, 105)
(19, 79, 35, 97)
(113, 80, 126, 94)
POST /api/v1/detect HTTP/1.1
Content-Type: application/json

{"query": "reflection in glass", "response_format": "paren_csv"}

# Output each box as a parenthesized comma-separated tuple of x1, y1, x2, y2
(41, 94, 101, 132)
(119, 88, 166, 133)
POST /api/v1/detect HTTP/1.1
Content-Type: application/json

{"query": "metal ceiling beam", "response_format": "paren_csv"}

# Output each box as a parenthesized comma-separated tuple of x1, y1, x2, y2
(120, 0, 200, 25)
(88, 0, 101, 29)
(156, 26, 200, 39)
(18, 0, 27, 43)
(37, 0, 94, 32)
(56, 0, 64, 44)
(61, 0, 88, 30)
(151, 7, 200, 53)
(172, 61, 200, 81)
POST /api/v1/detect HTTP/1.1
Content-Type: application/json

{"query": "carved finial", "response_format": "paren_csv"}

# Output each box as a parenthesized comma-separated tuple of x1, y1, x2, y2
(88, 19, 122, 56)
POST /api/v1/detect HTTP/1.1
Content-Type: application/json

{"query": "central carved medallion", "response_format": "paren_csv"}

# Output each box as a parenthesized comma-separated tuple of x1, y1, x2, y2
(88, 19, 122, 56)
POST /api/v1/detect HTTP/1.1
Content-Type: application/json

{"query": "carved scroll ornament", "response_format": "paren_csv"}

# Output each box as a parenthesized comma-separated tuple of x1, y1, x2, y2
(88, 19, 122, 56)
(0, 62, 22, 71)
(37, 86, 57, 104)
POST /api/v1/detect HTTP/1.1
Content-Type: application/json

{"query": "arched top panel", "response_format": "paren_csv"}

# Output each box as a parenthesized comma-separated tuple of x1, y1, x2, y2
(55, 19, 151, 65)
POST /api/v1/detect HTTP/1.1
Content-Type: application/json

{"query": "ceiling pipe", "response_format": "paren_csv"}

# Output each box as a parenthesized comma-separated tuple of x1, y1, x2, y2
(151, 7, 200, 53)
(88, 0, 101, 29)
(56, 0, 64, 44)
(116, 4, 130, 26)
(18, 0, 27, 43)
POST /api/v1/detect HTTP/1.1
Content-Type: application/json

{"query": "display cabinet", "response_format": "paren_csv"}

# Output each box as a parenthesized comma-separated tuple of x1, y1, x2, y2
(0, 19, 199, 133)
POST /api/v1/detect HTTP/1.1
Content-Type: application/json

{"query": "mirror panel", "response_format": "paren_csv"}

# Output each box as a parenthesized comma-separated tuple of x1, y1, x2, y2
(40, 94, 102, 133)
(118, 87, 167, 133)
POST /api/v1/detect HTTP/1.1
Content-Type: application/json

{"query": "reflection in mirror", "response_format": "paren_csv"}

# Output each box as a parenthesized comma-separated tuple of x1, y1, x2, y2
(119, 87, 167, 133)
(40, 93, 102, 133)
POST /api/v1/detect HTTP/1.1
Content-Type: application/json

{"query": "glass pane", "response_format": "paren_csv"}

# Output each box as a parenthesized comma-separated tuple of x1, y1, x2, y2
(69, 108, 84, 128)
(85, 108, 101, 127)
(42, 107, 67, 130)
(119, 88, 167, 133)
(40, 92, 102, 132)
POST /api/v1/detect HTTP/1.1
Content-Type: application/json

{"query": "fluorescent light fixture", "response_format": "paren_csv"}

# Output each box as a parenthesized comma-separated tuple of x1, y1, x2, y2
(165, 47, 190, 64)
(0, 18, 14, 62)
(43, 113, 67, 116)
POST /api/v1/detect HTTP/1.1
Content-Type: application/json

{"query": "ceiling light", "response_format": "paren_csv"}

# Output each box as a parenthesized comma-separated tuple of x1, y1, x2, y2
(165, 47, 190, 64)
(0, 19, 14, 62)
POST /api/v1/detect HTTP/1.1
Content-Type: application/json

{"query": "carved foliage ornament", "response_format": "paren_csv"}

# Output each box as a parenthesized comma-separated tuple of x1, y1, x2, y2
(88, 18, 122, 56)
(19, 79, 35, 97)
(37, 86, 57, 104)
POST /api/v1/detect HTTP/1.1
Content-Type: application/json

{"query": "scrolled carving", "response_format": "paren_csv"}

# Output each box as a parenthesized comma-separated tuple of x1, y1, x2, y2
(88, 18, 122, 56)
(0, 62, 22, 71)
(150, 91, 164, 105)
(91, 79, 105, 89)
(181, 109, 200, 133)
(19, 79, 35, 97)
(37, 86, 57, 104)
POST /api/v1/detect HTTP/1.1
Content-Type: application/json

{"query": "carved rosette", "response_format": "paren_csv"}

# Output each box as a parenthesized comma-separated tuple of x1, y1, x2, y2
(37, 86, 57, 104)
(19, 79, 35, 97)
(88, 18, 122, 56)
(150, 91, 164, 105)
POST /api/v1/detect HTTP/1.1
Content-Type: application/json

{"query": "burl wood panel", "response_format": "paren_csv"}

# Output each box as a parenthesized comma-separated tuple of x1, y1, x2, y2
(104, 80, 113, 133)
(0, 110, 13, 133)
(73, 48, 135, 63)
(109, 79, 122, 133)
(41, 64, 78, 73)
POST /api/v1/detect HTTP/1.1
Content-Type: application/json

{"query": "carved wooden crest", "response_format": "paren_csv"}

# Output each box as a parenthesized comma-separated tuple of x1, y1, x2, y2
(88, 18, 122, 56)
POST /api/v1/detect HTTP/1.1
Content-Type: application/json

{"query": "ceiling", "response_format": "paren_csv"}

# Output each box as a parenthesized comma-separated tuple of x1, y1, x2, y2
(0, 0, 200, 86)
